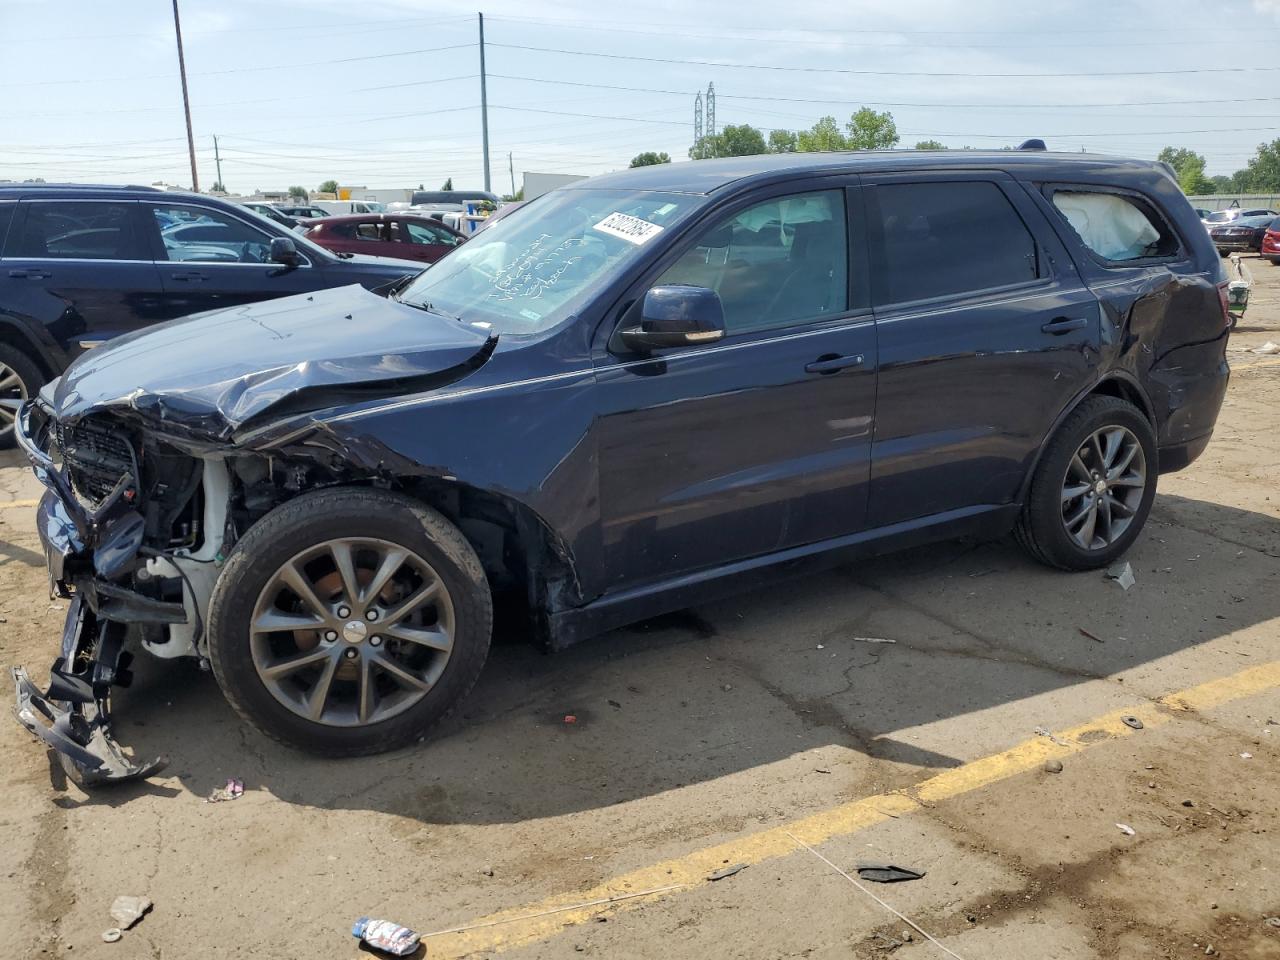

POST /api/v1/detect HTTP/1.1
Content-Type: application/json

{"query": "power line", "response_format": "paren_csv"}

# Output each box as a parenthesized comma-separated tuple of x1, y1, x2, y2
(0, 43, 477, 87)
(485, 15, 1280, 49)
(485, 41, 1280, 78)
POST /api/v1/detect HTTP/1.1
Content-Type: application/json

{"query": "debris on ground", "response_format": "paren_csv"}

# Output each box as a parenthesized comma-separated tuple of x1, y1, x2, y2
(1240, 752, 1253, 759)
(1121, 716, 1145, 730)
(1182, 799, 1195, 807)
(855, 863, 926, 883)
(870, 932, 903, 951)
(1043, 759, 1064, 774)
(706, 862, 748, 881)
(1252, 341, 1280, 354)
(480, 865, 494, 877)
(1116, 823, 1136, 836)
(351, 917, 421, 956)
(563, 715, 578, 724)
(1265, 917, 1280, 928)
(1105, 562, 1136, 591)
(607, 699, 621, 709)
(851, 636, 896, 644)
(109, 895, 152, 930)
(1078, 627, 1105, 643)
(1035, 726, 1069, 746)
(101, 929, 122, 943)
(206, 778, 244, 803)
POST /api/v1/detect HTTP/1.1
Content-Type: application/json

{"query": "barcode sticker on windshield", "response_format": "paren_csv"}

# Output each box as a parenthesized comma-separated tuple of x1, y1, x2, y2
(592, 212, 664, 245)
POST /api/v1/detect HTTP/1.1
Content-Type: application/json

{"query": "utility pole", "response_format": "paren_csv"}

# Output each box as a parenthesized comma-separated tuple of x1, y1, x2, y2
(213, 135, 223, 191)
(508, 151, 515, 198)
(478, 12, 491, 192)
(171, 0, 199, 192)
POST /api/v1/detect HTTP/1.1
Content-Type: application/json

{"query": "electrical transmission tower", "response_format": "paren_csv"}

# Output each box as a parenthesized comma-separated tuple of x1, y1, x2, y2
(692, 83, 717, 160)
(694, 90, 703, 159)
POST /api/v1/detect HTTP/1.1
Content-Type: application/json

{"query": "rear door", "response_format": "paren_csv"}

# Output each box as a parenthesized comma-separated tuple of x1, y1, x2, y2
(863, 171, 1101, 526)
(593, 180, 879, 589)
(145, 201, 323, 318)
(1, 198, 165, 354)
(393, 219, 462, 263)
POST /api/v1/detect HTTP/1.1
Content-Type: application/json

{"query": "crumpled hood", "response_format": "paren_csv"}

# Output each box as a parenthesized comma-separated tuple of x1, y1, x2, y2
(49, 284, 494, 441)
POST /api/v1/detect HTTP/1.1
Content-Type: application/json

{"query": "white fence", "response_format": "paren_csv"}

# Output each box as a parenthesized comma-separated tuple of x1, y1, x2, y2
(1186, 194, 1280, 211)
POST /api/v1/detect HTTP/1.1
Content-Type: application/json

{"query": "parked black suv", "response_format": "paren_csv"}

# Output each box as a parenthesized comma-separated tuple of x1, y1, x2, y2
(0, 184, 426, 445)
(12, 151, 1230, 783)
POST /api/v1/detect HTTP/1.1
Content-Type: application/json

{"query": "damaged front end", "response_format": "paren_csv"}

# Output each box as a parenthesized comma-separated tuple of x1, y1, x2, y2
(11, 401, 208, 783)
(10, 285, 500, 785)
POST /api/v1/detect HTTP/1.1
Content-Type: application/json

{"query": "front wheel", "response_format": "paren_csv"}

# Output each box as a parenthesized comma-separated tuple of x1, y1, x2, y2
(207, 488, 492, 756)
(1015, 396, 1157, 571)
(0, 344, 45, 449)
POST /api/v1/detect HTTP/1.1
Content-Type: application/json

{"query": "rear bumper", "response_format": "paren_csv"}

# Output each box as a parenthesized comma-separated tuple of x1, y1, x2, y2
(1212, 239, 1258, 253)
(1158, 431, 1214, 474)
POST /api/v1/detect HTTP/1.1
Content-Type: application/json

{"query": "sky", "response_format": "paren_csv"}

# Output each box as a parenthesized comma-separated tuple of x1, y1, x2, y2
(2, 0, 1279, 195)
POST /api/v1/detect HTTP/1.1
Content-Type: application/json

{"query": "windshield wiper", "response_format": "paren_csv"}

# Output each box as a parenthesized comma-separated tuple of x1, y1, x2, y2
(333, 250, 355, 259)
(399, 298, 463, 323)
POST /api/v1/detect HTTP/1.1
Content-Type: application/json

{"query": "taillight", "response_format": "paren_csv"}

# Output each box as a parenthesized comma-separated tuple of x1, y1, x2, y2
(1217, 280, 1232, 329)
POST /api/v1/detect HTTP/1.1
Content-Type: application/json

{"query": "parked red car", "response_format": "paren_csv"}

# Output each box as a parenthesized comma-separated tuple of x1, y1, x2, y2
(300, 213, 466, 264)
(1262, 218, 1280, 265)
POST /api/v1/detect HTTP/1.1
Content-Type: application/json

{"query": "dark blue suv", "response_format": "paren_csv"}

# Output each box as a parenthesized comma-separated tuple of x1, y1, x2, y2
(0, 183, 425, 446)
(12, 151, 1230, 782)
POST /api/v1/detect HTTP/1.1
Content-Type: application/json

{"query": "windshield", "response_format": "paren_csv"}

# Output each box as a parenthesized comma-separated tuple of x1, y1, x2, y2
(1204, 211, 1237, 223)
(396, 189, 702, 334)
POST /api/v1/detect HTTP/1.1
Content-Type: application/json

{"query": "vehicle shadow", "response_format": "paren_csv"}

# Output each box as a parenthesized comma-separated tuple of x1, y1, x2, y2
(98, 492, 1280, 824)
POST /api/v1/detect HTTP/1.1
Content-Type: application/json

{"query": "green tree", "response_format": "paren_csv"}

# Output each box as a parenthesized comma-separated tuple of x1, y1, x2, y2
(317, 179, 339, 194)
(796, 116, 848, 152)
(441, 178, 453, 191)
(629, 151, 671, 167)
(1156, 147, 1211, 194)
(210, 180, 226, 192)
(501, 187, 525, 202)
(914, 139, 945, 151)
(1241, 139, 1280, 192)
(287, 185, 308, 199)
(768, 129, 798, 153)
(845, 108, 898, 150)
(690, 124, 768, 159)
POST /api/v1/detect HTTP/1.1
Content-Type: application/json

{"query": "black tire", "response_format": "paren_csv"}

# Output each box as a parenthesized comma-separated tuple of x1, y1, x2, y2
(0, 343, 46, 449)
(1015, 395, 1157, 571)
(1267, 257, 1280, 266)
(207, 487, 492, 756)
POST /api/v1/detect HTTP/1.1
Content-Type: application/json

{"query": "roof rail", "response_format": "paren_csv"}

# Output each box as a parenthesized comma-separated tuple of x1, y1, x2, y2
(1017, 139, 1047, 151)
(0, 182, 162, 192)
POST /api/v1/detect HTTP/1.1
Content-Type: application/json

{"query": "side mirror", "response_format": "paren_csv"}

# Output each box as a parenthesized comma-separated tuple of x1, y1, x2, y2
(619, 285, 726, 352)
(269, 236, 301, 267)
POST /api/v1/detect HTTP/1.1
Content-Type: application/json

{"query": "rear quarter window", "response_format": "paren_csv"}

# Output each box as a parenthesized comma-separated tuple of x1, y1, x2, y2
(1048, 188, 1180, 263)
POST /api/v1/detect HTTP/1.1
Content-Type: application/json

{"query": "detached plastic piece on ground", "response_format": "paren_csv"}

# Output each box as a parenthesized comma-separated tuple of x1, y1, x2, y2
(855, 863, 926, 883)
(352, 917, 421, 956)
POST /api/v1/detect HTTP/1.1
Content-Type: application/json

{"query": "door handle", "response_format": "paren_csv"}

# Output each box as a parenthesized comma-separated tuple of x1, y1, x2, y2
(805, 353, 865, 374)
(1041, 316, 1089, 335)
(8, 269, 51, 279)
(170, 272, 207, 282)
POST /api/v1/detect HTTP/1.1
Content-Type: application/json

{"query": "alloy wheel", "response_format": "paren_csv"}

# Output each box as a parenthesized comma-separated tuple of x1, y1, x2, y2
(0, 361, 29, 443)
(250, 537, 455, 727)
(1060, 425, 1147, 551)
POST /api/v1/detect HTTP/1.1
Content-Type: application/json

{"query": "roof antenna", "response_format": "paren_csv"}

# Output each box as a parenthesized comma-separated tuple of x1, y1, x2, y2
(1018, 139, 1047, 151)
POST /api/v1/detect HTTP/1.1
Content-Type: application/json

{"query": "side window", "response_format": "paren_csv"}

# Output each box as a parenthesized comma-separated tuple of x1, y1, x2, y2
(0, 203, 15, 253)
(653, 190, 848, 334)
(1050, 190, 1177, 262)
(153, 205, 274, 263)
(8, 201, 142, 260)
(875, 182, 1038, 304)
(403, 221, 457, 246)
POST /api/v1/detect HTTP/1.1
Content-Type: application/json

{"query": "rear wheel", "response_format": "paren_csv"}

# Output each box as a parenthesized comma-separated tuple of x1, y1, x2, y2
(0, 344, 45, 449)
(1016, 396, 1157, 570)
(208, 488, 492, 755)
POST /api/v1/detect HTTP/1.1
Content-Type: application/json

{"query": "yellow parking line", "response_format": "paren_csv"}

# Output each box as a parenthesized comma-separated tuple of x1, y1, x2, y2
(425, 660, 1280, 957)
(0, 499, 39, 510)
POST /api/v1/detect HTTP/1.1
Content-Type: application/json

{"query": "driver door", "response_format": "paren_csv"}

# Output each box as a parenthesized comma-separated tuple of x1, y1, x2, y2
(145, 202, 320, 320)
